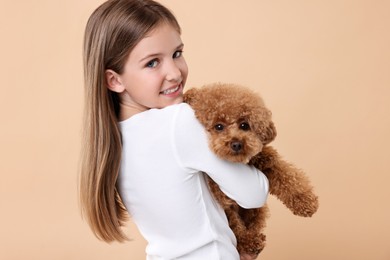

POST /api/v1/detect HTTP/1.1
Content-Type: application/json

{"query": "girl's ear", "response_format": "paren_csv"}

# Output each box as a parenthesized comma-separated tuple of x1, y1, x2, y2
(105, 69, 125, 93)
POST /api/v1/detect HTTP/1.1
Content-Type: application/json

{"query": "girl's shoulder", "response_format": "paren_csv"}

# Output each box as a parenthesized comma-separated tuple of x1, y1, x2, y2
(119, 103, 195, 129)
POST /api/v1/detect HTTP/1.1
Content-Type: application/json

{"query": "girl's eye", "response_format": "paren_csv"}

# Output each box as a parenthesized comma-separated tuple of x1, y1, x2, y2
(173, 50, 183, 59)
(146, 59, 158, 68)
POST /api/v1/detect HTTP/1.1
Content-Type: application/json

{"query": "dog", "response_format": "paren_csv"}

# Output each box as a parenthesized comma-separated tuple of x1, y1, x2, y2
(184, 83, 319, 255)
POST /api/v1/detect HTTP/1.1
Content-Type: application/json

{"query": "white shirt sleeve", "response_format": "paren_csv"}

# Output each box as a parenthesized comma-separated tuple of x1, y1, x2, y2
(171, 104, 269, 209)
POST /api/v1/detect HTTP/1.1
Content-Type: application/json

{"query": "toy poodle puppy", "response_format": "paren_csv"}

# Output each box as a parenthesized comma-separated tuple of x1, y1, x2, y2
(184, 83, 319, 256)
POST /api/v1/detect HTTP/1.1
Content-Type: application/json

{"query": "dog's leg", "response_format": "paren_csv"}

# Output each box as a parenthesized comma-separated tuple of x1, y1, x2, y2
(207, 176, 267, 255)
(250, 146, 319, 217)
(236, 206, 269, 256)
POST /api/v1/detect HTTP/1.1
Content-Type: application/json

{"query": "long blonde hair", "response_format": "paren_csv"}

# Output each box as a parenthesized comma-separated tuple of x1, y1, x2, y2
(80, 0, 181, 242)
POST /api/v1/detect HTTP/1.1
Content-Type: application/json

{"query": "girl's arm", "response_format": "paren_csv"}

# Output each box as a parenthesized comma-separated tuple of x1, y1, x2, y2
(172, 104, 269, 208)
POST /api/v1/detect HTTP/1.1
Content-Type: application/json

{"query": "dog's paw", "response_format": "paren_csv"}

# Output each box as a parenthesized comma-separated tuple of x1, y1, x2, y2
(288, 192, 319, 217)
(237, 233, 266, 256)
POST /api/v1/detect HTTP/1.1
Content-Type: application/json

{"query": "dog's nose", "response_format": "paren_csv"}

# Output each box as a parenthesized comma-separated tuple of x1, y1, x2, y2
(230, 141, 243, 152)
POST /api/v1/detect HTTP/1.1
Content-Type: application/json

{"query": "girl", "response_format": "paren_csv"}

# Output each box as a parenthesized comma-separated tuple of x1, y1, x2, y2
(79, 0, 269, 259)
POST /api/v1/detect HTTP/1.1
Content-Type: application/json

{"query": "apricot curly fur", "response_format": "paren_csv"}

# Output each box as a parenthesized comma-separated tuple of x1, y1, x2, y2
(184, 83, 319, 256)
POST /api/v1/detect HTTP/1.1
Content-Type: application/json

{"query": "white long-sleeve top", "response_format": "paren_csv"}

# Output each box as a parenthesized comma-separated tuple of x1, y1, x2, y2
(118, 103, 269, 260)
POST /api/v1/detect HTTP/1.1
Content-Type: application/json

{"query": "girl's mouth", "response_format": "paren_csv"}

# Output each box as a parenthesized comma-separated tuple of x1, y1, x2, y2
(160, 84, 182, 95)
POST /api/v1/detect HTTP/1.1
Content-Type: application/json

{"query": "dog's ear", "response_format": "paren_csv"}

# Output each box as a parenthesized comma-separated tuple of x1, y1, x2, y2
(183, 87, 200, 106)
(262, 121, 277, 145)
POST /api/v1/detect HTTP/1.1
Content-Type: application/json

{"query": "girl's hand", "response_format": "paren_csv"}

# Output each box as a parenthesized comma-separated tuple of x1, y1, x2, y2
(240, 253, 258, 260)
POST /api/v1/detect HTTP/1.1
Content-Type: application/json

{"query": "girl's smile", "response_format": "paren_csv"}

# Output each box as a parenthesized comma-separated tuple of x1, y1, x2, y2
(160, 83, 183, 96)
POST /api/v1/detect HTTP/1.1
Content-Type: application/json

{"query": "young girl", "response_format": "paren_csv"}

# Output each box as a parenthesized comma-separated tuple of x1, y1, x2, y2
(79, 0, 269, 259)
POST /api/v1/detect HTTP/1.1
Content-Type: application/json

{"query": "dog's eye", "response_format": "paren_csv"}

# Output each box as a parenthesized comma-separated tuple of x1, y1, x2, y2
(239, 122, 250, 131)
(214, 124, 225, 131)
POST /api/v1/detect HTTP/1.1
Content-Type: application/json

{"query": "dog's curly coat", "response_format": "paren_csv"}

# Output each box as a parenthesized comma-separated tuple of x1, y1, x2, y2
(184, 83, 319, 255)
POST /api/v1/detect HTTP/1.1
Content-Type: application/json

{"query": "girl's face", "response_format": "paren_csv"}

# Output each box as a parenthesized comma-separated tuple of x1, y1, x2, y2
(107, 23, 188, 116)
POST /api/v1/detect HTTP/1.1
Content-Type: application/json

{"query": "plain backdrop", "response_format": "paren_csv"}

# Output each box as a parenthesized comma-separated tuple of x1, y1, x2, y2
(1, 0, 389, 259)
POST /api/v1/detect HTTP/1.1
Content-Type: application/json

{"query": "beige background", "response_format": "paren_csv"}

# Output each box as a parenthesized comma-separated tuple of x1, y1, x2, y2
(1, 0, 389, 259)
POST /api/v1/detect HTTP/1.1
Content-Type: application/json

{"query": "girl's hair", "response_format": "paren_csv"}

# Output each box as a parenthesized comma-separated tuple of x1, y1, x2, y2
(80, 0, 181, 242)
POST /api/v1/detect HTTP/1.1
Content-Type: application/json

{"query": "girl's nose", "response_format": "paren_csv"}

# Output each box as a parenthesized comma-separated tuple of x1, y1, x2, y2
(165, 61, 182, 82)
